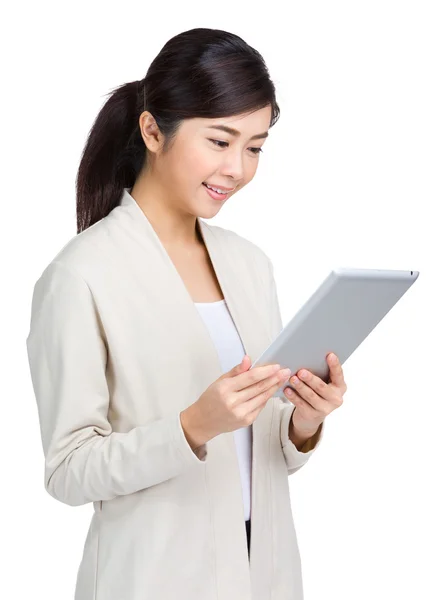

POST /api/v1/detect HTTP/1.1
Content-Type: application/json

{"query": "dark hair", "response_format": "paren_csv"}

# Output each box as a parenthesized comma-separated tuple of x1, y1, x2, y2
(76, 28, 280, 233)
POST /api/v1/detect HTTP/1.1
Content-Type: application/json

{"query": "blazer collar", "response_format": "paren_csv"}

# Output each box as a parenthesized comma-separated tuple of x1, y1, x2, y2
(116, 187, 270, 370)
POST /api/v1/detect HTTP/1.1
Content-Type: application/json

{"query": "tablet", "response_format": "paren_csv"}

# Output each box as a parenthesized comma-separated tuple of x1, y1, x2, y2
(251, 267, 419, 402)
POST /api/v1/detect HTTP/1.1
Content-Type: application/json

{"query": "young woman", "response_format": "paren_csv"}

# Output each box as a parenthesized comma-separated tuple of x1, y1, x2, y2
(26, 27, 346, 600)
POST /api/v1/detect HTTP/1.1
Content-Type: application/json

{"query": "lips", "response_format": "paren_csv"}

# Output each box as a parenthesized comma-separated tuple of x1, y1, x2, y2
(203, 182, 235, 192)
(202, 183, 229, 201)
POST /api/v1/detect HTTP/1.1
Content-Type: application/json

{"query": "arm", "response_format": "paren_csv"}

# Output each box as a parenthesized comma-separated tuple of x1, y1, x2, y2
(289, 413, 323, 452)
(26, 261, 207, 507)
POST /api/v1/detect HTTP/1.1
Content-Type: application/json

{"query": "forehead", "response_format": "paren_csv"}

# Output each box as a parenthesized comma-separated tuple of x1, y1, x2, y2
(183, 106, 272, 137)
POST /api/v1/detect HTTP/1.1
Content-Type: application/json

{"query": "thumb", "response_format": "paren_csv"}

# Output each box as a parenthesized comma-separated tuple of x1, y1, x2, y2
(223, 354, 251, 378)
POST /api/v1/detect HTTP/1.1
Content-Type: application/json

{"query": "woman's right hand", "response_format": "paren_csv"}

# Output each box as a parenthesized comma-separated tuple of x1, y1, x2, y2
(194, 355, 291, 439)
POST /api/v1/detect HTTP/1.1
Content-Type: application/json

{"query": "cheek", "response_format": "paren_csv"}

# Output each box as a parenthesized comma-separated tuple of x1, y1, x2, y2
(248, 160, 259, 179)
(245, 170, 256, 185)
(184, 145, 214, 177)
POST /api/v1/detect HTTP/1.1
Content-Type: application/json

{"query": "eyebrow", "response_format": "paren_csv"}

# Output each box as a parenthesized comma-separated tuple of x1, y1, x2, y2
(207, 124, 269, 141)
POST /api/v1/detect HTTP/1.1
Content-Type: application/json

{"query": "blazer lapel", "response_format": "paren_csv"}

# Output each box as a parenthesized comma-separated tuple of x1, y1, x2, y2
(115, 188, 274, 449)
(118, 187, 269, 364)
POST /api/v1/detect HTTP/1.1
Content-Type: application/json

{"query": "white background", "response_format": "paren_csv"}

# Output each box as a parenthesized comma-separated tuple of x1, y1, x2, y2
(2, 1, 446, 598)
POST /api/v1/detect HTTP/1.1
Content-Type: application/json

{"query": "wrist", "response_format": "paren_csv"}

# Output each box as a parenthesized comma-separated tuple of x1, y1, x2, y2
(289, 414, 320, 451)
(180, 404, 211, 450)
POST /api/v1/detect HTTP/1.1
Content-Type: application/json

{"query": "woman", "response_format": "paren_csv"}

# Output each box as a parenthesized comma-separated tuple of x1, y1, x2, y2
(26, 28, 346, 600)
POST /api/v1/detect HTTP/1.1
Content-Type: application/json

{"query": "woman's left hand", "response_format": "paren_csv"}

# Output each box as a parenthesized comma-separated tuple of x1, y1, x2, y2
(286, 352, 347, 436)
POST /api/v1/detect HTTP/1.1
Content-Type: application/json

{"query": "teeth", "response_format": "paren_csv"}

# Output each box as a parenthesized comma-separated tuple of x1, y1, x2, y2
(205, 183, 228, 194)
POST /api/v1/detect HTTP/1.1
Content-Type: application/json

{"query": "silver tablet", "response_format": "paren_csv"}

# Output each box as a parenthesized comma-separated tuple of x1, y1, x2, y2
(251, 267, 419, 402)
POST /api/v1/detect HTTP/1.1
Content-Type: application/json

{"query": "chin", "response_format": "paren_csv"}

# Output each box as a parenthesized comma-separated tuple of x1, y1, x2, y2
(198, 204, 224, 219)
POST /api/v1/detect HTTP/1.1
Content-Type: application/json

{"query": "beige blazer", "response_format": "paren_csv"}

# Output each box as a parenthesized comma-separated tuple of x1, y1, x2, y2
(26, 188, 325, 600)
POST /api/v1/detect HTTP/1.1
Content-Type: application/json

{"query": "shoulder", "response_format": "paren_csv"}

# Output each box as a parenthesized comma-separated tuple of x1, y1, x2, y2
(32, 215, 117, 287)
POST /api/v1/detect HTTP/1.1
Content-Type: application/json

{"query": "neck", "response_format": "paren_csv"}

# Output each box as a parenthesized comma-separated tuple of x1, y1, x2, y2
(129, 182, 202, 248)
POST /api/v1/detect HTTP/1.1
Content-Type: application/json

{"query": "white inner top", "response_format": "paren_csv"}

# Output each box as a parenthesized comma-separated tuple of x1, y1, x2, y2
(194, 299, 252, 521)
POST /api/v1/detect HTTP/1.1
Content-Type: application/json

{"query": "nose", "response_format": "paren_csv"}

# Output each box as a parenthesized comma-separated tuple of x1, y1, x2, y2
(220, 152, 244, 183)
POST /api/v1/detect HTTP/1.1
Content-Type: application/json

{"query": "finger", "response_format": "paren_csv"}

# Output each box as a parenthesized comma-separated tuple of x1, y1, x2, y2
(326, 352, 347, 391)
(232, 363, 281, 391)
(293, 368, 341, 406)
(294, 368, 329, 401)
(285, 380, 325, 411)
(246, 379, 289, 417)
(240, 368, 291, 402)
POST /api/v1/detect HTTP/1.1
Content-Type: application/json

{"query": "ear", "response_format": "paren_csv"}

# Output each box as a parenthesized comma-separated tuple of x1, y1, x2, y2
(140, 111, 164, 153)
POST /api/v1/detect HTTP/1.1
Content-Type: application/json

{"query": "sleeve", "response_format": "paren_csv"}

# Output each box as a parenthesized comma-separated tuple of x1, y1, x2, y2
(265, 256, 325, 476)
(25, 261, 207, 508)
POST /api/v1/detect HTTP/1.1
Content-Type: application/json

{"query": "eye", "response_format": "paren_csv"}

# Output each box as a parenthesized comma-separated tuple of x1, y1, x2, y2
(209, 139, 228, 149)
(208, 139, 263, 156)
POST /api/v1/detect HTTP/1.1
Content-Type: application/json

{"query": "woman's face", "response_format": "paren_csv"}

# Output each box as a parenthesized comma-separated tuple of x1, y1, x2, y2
(143, 105, 272, 218)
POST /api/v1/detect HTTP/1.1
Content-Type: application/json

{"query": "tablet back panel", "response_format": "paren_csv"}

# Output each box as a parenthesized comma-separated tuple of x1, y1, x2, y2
(251, 268, 419, 401)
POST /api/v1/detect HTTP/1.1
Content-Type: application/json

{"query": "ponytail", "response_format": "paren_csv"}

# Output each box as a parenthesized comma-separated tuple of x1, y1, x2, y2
(76, 79, 146, 233)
